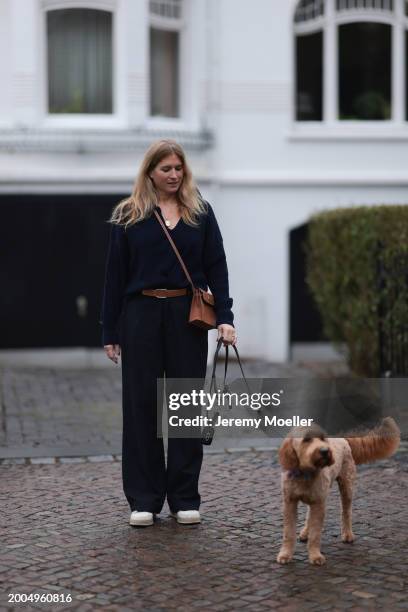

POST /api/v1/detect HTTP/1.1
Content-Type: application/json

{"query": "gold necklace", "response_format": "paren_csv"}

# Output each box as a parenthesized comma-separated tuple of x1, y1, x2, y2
(160, 204, 179, 228)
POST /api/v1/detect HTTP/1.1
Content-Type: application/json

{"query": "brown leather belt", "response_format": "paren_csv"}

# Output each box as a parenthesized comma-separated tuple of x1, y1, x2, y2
(141, 288, 189, 299)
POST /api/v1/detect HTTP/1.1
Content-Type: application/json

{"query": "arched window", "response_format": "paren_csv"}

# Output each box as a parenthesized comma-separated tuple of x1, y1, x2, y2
(294, 0, 407, 123)
(46, 8, 113, 114)
(149, 0, 183, 118)
(294, 1, 325, 120)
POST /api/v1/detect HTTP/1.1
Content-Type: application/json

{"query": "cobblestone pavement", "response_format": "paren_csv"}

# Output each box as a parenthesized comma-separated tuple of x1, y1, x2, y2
(1, 450, 407, 611)
(1, 360, 407, 611)
(0, 366, 123, 459)
(0, 360, 316, 459)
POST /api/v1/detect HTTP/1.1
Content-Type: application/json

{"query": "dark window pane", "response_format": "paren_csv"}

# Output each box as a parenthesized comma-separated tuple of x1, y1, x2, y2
(47, 9, 112, 114)
(296, 31, 323, 121)
(406, 31, 408, 119)
(339, 22, 391, 120)
(150, 28, 179, 118)
(295, 0, 324, 24)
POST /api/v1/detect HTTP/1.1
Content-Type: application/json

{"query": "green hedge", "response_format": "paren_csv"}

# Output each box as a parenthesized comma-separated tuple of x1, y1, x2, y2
(305, 205, 408, 376)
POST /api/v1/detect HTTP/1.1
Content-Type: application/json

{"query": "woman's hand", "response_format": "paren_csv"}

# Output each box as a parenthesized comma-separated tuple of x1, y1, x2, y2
(104, 344, 121, 364)
(217, 324, 237, 346)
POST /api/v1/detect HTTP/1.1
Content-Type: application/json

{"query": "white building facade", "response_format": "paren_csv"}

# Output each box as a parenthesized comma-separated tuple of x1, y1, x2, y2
(1, 0, 408, 360)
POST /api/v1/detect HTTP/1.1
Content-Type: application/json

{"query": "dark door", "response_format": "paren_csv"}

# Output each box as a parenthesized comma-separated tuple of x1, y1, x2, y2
(289, 222, 324, 343)
(1, 194, 127, 348)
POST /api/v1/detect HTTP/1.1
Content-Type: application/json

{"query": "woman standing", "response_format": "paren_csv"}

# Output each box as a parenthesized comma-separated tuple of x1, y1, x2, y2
(100, 139, 236, 527)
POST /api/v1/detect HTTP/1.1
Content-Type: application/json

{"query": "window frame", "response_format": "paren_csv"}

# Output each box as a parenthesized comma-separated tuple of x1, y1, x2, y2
(146, 0, 189, 129)
(290, 0, 408, 139)
(39, 0, 125, 128)
(37, 0, 203, 135)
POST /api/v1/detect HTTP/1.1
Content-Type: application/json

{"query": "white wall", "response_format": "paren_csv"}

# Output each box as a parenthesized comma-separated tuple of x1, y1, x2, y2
(0, 0, 12, 127)
(1, 0, 408, 361)
(212, 184, 408, 362)
(208, 0, 408, 360)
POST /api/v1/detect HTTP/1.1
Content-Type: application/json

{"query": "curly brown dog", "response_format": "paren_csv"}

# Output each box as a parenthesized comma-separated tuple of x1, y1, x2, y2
(276, 417, 400, 566)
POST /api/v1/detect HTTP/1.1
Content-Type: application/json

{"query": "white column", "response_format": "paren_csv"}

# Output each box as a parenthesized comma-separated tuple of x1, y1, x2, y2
(0, 0, 13, 126)
(204, 0, 221, 127)
(114, 0, 126, 123)
(124, 0, 149, 127)
(392, 0, 405, 123)
(10, 0, 38, 126)
(182, 0, 204, 130)
(204, 0, 222, 170)
(323, 0, 337, 123)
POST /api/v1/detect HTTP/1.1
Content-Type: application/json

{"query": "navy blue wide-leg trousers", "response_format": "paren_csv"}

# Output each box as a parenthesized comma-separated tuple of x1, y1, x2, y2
(120, 293, 208, 514)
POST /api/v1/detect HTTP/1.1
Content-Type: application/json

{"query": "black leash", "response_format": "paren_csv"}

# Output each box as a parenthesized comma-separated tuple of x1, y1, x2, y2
(202, 337, 250, 445)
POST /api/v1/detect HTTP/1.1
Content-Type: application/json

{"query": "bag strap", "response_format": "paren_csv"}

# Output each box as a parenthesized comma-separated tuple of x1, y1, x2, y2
(209, 337, 228, 394)
(231, 344, 249, 391)
(202, 338, 249, 445)
(153, 209, 195, 292)
(210, 337, 250, 395)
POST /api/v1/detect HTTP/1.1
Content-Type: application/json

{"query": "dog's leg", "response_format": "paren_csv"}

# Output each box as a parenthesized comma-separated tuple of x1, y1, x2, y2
(299, 507, 310, 542)
(307, 501, 326, 565)
(276, 500, 297, 564)
(337, 471, 355, 543)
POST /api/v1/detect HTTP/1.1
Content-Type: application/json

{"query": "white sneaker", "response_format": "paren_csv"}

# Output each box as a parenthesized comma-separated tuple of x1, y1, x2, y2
(170, 510, 201, 524)
(129, 511, 154, 526)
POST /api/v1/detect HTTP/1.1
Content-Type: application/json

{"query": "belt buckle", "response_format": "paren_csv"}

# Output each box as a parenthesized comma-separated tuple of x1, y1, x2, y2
(156, 288, 168, 299)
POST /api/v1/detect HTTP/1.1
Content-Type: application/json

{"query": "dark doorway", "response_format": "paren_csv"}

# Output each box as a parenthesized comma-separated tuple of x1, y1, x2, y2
(289, 222, 324, 343)
(0, 194, 126, 348)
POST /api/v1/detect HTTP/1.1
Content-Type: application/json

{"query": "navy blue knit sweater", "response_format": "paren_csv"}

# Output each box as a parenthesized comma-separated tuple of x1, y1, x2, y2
(99, 201, 234, 345)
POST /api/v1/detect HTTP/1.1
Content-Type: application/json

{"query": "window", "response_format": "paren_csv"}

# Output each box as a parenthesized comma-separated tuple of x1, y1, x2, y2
(47, 8, 113, 114)
(150, 0, 182, 19)
(296, 31, 323, 120)
(295, 0, 325, 23)
(339, 22, 391, 120)
(294, 0, 407, 124)
(150, 29, 179, 118)
(149, 0, 183, 118)
(406, 30, 408, 118)
(294, 1, 325, 121)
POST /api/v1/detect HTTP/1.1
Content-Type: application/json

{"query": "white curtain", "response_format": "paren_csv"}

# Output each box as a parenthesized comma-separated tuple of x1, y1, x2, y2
(150, 28, 179, 117)
(47, 9, 112, 114)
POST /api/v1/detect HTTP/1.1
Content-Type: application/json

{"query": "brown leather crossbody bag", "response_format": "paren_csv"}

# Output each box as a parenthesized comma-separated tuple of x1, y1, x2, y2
(154, 209, 217, 330)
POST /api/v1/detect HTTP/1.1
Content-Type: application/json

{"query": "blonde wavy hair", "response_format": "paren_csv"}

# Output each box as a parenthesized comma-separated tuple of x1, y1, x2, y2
(109, 139, 207, 228)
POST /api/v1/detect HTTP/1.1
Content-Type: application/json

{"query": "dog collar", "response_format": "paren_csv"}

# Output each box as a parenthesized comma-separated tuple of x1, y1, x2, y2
(287, 468, 314, 480)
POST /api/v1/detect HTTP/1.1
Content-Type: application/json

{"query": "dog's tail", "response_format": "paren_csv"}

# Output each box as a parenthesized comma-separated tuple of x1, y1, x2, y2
(345, 417, 400, 465)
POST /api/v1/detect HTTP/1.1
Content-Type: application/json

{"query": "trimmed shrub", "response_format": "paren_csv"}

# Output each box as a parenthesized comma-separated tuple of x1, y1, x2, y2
(305, 205, 408, 376)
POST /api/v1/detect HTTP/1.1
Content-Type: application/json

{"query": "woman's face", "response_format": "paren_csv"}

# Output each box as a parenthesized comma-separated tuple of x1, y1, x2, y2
(149, 153, 184, 198)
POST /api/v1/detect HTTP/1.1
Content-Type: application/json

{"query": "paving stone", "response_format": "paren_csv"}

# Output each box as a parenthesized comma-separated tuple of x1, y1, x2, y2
(1, 363, 407, 610)
(1, 458, 27, 465)
(86, 455, 115, 462)
(29, 457, 56, 465)
(1, 452, 407, 610)
(0, 362, 317, 459)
